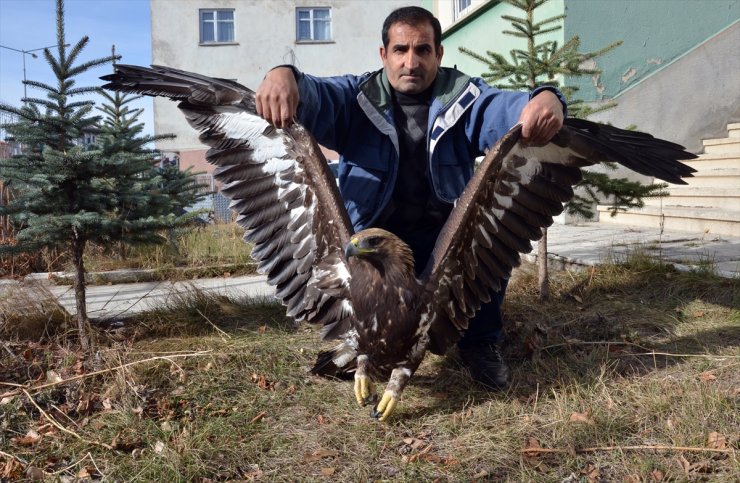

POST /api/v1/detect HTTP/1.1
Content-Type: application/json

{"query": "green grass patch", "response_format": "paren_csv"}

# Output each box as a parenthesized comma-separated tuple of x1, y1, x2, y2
(1, 258, 738, 481)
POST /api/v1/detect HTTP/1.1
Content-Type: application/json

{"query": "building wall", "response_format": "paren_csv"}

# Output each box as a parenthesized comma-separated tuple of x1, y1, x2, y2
(150, 0, 414, 165)
(564, 0, 739, 101)
(589, 21, 740, 154)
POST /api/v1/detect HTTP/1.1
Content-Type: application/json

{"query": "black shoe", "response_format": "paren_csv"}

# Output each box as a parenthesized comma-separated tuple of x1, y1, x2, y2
(459, 343, 511, 390)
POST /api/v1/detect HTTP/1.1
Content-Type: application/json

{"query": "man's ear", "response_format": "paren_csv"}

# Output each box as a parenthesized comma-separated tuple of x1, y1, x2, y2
(379, 46, 387, 62)
(436, 44, 444, 65)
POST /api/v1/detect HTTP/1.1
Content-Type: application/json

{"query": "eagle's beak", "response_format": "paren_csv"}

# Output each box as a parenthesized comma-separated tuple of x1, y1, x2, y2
(344, 238, 360, 259)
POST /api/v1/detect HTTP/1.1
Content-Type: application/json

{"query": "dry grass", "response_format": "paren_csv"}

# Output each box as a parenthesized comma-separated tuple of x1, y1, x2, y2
(0, 257, 738, 481)
(1, 223, 254, 279)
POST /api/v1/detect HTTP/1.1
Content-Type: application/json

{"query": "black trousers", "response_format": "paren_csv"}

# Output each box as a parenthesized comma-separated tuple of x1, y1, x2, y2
(403, 224, 506, 347)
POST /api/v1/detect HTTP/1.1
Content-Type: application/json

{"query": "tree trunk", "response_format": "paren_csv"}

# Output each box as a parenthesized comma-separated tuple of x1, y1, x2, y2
(71, 233, 90, 350)
(537, 228, 549, 300)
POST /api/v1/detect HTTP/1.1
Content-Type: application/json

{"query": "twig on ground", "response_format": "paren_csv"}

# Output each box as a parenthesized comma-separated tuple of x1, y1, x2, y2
(621, 352, 740, 360)
(541, 341, 740, 360)
(0, 449, 27, 465)
(0, 350, 212, 399)
(521, 444, 734, 455)
(22, 389, 113, 450)
(195, 307, 232, 340)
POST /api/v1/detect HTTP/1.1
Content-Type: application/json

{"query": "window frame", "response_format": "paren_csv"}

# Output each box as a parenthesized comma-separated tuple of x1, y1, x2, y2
(295, 6, 333, 43)
(453, 0, 473, 20)
(199, 8, 236, 45)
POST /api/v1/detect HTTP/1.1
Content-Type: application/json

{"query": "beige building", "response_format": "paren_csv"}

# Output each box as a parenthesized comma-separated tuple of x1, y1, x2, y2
(150, 0, 415, 173)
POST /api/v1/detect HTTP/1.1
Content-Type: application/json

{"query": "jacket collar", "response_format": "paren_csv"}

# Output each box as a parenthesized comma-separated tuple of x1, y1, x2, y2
(358, 67, 472, 112)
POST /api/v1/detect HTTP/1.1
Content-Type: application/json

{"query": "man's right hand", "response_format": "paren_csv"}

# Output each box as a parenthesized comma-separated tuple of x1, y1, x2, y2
(255, 67, 300, 129)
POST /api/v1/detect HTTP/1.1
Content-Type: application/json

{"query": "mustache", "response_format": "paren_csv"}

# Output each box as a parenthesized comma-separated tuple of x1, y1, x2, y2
(399, 69, 423, 77)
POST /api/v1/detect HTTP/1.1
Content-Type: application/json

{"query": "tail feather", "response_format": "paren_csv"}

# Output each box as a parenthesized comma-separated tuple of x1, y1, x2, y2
(311, 349, 356, 379)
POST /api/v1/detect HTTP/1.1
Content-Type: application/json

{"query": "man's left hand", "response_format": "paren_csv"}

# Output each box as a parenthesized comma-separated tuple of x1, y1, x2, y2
(518, 90, 565, 145)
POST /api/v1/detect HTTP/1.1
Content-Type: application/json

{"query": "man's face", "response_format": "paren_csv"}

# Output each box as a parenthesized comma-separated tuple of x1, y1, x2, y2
(380, 21, 443, 94)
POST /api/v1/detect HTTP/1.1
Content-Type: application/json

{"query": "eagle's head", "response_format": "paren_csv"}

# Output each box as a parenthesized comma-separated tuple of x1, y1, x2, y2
(344, 228, 416, 274)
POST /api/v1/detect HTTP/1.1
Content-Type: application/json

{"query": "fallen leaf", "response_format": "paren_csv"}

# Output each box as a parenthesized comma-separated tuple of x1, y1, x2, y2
(2, 457, 23, 480)
(676, 454, 691, 475)
(154, 441, 166, 454)
(303, 448, 339, 462)
(321, 467, 335, 476)
(707, 431, 727, 449)
(692, 311, 705, 318)
(0, 396, 15, 405)
(403, 437, 425, 450)
(569, 411, 595, 425)
(650, 468, 664, 481)
(102, 398, 113, 410)
(46, 370, 63, 383)
(699, 372, 716, 382)
(258, 325, 268, 333)
(12, 429, 41, 446)
(251, 373, 275, 391)
(250, 411, 267, 423)
(523, 437, 541, 451)
(204, 362, 213, 372)
(581, 463, 599, 482)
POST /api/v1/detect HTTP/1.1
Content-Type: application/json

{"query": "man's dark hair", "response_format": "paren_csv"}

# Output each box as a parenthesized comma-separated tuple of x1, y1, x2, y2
(382, 6, 442, 49)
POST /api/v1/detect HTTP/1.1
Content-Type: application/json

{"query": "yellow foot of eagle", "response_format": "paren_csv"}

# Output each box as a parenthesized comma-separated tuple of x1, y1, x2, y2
(354, 374, 375, 406)
(371, 390, 398, 422)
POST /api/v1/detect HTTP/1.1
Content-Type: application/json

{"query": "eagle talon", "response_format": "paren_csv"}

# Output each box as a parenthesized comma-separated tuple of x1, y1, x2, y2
(354, 374, 374, 406)
(371, 391, 398, 422)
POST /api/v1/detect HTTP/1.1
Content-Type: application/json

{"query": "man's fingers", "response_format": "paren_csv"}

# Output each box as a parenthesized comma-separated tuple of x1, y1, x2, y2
(254, 67, 299, 128)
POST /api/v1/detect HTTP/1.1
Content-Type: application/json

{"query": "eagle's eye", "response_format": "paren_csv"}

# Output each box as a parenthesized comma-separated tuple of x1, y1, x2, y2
(364, 236, 382, 248)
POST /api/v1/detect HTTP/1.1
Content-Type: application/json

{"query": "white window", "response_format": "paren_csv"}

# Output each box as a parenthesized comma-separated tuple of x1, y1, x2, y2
(200, 9, 235, 43)
(296, 7, 332, 42)
(453, 0, 473, 20)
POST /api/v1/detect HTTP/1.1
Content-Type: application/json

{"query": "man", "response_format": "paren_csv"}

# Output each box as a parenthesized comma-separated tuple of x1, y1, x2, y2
(255, 6, 565, 389)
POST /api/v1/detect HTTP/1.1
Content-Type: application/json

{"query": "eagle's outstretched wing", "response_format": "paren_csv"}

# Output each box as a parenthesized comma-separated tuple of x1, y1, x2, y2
(421, 119, 697, 354)
(101, 65, 355, 337)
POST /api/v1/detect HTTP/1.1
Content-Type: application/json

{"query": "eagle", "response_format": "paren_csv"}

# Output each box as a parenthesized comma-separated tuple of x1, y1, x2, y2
(102, 65, 696, 421)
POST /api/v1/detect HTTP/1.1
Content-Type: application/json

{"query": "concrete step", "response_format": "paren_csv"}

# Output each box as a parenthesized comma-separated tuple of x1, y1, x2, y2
(683, 152, 740, 171)
(728, 122, 740, 138)
(597, 205, 740, 237)
(679, 167, 740, 188)
(702, 137, 740, 154)
(643, 188, 740, 210)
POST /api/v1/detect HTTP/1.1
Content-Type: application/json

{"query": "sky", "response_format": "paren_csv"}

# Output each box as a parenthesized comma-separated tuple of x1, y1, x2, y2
(0, 0, 154, 136)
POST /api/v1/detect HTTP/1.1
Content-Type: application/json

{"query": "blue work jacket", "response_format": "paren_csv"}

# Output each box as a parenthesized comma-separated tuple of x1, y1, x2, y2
(294, 67, 566, 231)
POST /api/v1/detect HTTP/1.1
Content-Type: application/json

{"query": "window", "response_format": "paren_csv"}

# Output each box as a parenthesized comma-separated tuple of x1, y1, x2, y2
(296, 7, 332, 42)
(453, 0, 472, 20)
(200, 9, 235, 43)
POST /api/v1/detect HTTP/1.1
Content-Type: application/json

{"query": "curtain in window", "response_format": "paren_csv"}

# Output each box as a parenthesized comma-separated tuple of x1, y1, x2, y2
(217, 10, 234, 42)
(297, 9, 311, 40)
(313, 9, 331, 41)
(201, 11, 215, 42)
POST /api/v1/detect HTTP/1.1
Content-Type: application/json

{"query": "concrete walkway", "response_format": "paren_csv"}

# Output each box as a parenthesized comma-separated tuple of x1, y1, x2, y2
(4, 222, 738, 320)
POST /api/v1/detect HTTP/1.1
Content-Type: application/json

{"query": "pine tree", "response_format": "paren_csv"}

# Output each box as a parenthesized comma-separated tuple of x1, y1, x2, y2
(460, 0, 668, 298)
(0, 1, 202, 348)
(96, 47, 206, 258)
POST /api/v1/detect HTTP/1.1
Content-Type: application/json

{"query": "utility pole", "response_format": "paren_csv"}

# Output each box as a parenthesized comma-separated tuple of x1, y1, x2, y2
(0, 43, 66, 100)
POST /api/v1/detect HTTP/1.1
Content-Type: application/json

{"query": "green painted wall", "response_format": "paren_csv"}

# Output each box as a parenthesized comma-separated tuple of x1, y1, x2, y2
(440, 0, 565, 81)
(565, 0, 740, 100)
(437, 0, 738, 100)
